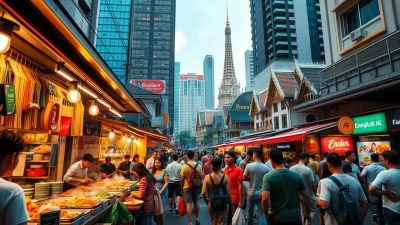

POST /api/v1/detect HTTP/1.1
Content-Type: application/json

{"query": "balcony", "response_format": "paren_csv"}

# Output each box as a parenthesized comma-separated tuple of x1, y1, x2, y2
(253, 124, 273, 133)
(274, 8, 286, 15)
(275, 24, 287, 31)
(276, 41, 288, 47)
(276, 49, 289, 56)
(273, 0, 285, 7)
(274, 16, 286, 23)
(275, 32, 288, 40)
(319, 30, 400, 97)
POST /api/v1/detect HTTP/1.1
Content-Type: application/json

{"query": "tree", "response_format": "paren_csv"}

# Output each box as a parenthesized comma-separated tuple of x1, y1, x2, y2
(178, 131, 191, 148)
(203, 127, 214, 146)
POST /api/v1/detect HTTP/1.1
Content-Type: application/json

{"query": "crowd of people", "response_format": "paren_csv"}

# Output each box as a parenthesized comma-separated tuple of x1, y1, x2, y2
(0, 128, 399, 225)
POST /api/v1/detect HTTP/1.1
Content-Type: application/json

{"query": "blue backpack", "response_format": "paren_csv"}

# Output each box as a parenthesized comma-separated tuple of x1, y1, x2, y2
(328, 176, 363, 225)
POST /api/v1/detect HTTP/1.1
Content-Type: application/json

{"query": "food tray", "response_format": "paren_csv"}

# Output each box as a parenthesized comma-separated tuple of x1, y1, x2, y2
(60, 215, 85, 225)
(44, 197, 105, 210)
(61, 209, 92, 223)
(60, 210, 84, 223)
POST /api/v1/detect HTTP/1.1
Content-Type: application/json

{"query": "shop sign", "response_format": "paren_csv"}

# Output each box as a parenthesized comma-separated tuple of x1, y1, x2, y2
(338, 116, 355, 135)
(49, 103, 60, 130)
(352, 112, 388, 135)
(58, 117, 71, 136)
(151, 117, 164, 128)
(305, 136, 320, 154)
(276, 142, 294, 151)
(357, 138, 391, 167)
(130, 79, 166, 94)
(83, 119, 101, 136)
(388, 108, 400, 131)
(0, 84, 16, 115)
(321, 136, 354, 154)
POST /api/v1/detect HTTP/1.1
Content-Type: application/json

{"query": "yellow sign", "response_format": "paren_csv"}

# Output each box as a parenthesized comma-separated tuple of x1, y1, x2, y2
(235, 104, 250, 110)
(338, 116, 355, 135)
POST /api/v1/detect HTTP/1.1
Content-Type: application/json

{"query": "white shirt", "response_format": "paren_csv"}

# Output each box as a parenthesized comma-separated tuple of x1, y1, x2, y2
(146, 157, 155, 170)
(0, 178, 29, 225)
(166, 161, 182, 182)
(371, 168, 400, 214)
(361, 162, 385, 185)
(63, 161, 88, 186)
(290, 163, 315, 200)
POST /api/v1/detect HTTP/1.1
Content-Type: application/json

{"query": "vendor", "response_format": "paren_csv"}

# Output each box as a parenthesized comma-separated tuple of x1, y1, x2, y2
(146, 151, 158, 170)
(100, 156, 116, 179)
(118, 154, 131, 179)
(63, 153, 94, 191)
(0, 130, 30, 225)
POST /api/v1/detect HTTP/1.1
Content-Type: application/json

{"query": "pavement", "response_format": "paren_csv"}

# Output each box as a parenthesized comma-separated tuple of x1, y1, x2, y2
(163, 198, 212, 225)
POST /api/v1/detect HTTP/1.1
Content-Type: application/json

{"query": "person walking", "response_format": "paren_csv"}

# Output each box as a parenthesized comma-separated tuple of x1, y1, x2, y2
(239, 149, 253, 171)
(361, 153, 386, 225)
(224, 151, 243, 225)
(317, 152, 329, 179)
(317, 153, 368, 225)
(180, 150, 203, 225)
(152, 156, 169, 225)
(344, 151, 362, 181)
(370, 150, 400, 225)
(129, 162, 156, 225)
(202, 157, 232, 225)
(118, 154, 132, 179)
(166, 153, 182, 214)
(243, 148, 269, 225)
(203, 154, 213, 176)
(290, 153, 319, 225)
(0, 130, 29, 225)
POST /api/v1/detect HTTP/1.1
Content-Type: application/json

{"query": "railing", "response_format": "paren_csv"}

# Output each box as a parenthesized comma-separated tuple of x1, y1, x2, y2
(252, 124, 273, 133)
(320, 30, 400, 95)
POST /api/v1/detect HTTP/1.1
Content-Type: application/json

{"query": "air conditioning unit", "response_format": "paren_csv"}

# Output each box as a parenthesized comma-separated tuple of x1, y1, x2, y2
(350, 29, 366, 41)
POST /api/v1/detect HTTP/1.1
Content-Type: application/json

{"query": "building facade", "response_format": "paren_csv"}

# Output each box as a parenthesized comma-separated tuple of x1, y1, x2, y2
(203, 55, 215, 109)
(250, 0, 325, 76)
(245, 50, 254, 91)
(178, 74, 206, 136)
(173, 62, 180, 136)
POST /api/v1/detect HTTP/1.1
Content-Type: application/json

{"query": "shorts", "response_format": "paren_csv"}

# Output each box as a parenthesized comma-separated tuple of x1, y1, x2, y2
(167, 181, 181, 198)
(183, 188, 200, 204)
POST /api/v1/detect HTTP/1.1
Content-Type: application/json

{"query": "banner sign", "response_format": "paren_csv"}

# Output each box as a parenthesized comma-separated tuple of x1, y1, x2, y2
(130, 79, 166, 94)
(321, 136, 354, 154)
(180, 74, 204, 80)
(276, 142, 295, 151)
(388, 108, 400, 131)
(352, 112, 388, 135)
(58, 116, 72, 136)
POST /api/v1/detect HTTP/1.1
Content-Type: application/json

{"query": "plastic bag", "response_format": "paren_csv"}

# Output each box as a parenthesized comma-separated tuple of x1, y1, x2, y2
(103, 202, 134, 225)
(178, 196, 186, 216)
(232, 208, 245, 225)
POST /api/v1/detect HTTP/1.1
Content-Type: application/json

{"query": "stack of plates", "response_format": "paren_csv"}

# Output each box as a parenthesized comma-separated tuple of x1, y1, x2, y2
(34, 182, 50, 200)
(21, 184, 34, 199)
(50, 182, 63, 197)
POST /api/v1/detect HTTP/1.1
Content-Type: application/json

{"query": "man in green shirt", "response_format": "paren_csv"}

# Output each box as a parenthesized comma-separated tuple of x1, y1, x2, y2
(261, 149, 311, 225)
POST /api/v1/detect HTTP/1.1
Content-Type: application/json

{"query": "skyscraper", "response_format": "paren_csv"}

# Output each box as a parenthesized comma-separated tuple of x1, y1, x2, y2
(203, 55, 215, 109)
(173, 62, 180, 135)
(178, 74, 205, 136)
(96, 0, 131, 82)
(244, 50, 254, 91)
(250, 0, 324, 75)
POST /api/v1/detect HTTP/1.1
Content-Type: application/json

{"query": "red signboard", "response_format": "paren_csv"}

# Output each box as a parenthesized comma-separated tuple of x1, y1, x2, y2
(130, 79, 166, 94)
(58, 117, 72, 136)
(180, 74, 204, 80)
(321, 136, 354, 155)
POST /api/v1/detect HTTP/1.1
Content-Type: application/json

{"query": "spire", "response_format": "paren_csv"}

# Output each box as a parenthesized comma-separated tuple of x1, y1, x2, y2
(226, 0, 229, 26)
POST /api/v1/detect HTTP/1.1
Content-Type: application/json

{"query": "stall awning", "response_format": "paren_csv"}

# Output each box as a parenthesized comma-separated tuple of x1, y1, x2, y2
(215, 136, 261, 148)
(89, 116, 144, 138)
(128, 126, 170, 143)
(251, 122, 337, 146)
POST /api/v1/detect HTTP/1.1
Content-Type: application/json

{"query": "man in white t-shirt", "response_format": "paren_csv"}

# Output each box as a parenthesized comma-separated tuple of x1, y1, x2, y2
(146, 151, 158, 170)
(166, 153, 182, 213)
(0, 130, 29, 225)
(370, 151, 400, 225)
(344, 151, 362, 181)
(317, 152, 368, 225)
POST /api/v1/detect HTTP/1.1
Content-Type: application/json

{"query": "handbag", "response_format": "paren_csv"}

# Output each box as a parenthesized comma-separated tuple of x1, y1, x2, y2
(178, 196, 186, 216)
(232, 207, 245, 225)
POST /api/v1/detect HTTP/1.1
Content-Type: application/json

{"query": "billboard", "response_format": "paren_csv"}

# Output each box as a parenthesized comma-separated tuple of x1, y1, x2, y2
(321, 136, 354, 155)
(130, 79, 166, 94)
(180, 74, 204, 80)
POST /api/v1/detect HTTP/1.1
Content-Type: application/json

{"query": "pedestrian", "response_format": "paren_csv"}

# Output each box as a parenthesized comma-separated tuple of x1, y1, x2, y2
(361, 153, 386, 225)
(203, 154, 213, 176)
(152, 156, 169, 225)
(317, 153, 368, 225)
(243, 148, 269, 225)
(224, 150, 244, 225)
(262, 149, 312, 225)
(180, 154, 188, 166)
(317, 152, 329, 179)
(290, 152, 319, 225)
(130, 154, 140, 181)
(166, 153, 182, 214)
(308, 155, 319, 179)
(239, 149, 253, 171)
(146, 151, 159, 170)
(180, 150, 203, 225)
(235, 152, 243, 166)
(118, 154, 132, 179)
(129, 162, 156, 225)
(202, 157, 232, 225)
(99, 156, 116, 179)
(63, 153, 94, 191)
(370, 150, 400, 225)
(344, 151, 362, 181)
(0, 130, 29, 225)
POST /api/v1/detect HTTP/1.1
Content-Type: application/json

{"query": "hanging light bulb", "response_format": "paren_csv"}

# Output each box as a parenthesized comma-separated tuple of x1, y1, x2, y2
(88, 100, 99, 116)
(67, 81, 81, 103)
(109, 130, 115, 139)
(122, 136, 127, 141)
(127, 137, 132, 143)
(0, 18, 19, 54)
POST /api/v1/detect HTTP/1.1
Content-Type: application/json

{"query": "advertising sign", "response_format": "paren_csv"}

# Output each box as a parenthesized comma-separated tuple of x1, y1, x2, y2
(338, 116, 355, 135)
(130, 79, 166, 94)
(321, 136, 354, 155)
(276, 142, 294, 151)
(83, 119, 101, 136)
(151, 117, 164, 128)
(58, 116, 72, 136)
(352, 112, 388, 135)
(388, 108, 400, 131)
(180, 74, 204, 80)
(357, 136, 391, 167)
(0, 84, 16, 115)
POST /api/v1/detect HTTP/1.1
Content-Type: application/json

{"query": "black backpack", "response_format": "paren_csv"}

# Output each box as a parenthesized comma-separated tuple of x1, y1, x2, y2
(209, 174, 227, 211)
(328, 176, 363, 225)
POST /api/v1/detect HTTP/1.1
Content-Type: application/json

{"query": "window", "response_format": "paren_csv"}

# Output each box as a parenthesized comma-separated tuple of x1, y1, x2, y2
(274, 116, 279, 130)
(256, 123, 259, 128)
(282, 114, 288, 128)
(281, 101, 286, 110)
(273, 103, 278, 113)
(342, 0, 380, 36)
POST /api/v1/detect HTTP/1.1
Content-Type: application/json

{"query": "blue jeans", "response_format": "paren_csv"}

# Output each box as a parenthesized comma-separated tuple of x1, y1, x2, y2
(247, 196, 267, 225)
(383, 208, 400, 225)
(141, 211, 153, 225)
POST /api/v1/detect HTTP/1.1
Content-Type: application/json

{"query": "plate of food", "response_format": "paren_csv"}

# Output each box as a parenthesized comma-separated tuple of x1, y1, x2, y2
(123, 198, 143, 206)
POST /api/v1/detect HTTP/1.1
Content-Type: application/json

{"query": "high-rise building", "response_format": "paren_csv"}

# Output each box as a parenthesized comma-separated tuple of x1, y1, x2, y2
(178, 74, 205, 136)
(217, 16, 240, 108)
(96, 0, 131, 82)
(203, 55, 215, 109)
(250, 0, 325, 75)
(244, 50, 254, 91)
(173, 62, 180, 135)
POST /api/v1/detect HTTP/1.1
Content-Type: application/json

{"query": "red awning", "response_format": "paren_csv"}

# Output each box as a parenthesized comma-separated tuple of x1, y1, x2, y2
(251, 122, 337, 146)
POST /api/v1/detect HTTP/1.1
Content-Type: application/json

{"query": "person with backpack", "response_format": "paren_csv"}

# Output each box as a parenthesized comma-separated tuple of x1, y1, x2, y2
(317, 152, 368, 225)
(202, 157, 232, 225)
(180, 150, 203, 225)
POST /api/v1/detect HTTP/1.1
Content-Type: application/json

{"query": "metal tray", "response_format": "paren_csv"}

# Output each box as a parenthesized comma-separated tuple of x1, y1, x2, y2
(44, 197, 106, 210)
(60, 215, 85, 225)
(60, 210, 84, 223)
(60, 209, 92, 222)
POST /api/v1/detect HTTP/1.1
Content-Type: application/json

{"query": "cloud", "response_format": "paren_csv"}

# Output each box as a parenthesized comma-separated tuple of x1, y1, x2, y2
(175, 30, 188, 51)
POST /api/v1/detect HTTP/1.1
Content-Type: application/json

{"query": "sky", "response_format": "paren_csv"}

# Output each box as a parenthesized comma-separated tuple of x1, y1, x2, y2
(175, 0, 252, 106)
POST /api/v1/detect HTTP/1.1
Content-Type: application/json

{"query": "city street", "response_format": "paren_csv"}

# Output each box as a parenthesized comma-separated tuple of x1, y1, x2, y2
(164, 198, 212, 225)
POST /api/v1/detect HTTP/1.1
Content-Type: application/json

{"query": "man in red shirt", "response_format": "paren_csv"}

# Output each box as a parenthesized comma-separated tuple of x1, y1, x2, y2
(224, 150, 244, 225)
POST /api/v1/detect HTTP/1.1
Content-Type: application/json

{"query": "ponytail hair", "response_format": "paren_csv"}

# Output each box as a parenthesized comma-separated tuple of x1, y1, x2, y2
(211, 157, 223, 172)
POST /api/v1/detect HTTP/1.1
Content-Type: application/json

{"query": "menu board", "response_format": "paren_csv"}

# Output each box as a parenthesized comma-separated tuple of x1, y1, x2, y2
(357, 136, 391, 167)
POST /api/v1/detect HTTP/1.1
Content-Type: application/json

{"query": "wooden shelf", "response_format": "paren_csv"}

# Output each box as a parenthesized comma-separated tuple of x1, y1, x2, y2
(25, 160, 50, 163)
(25, 142, 52, 145)
(11, 176, 48, 179)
